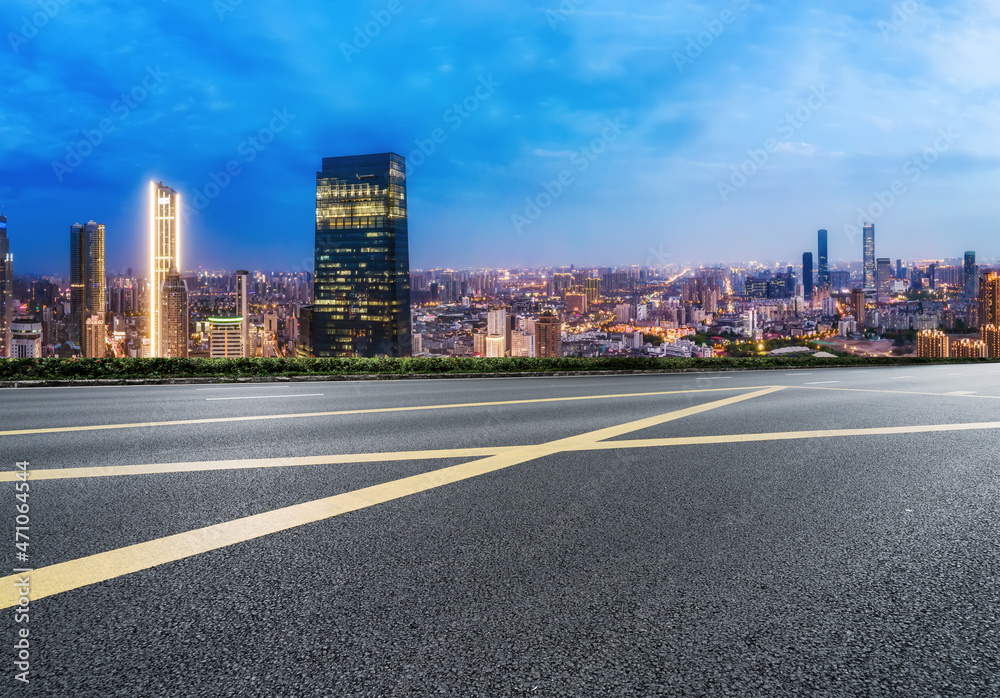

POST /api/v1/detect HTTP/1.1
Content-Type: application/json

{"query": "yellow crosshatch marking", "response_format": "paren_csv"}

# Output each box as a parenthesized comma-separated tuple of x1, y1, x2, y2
(3, 382, 1000, 610)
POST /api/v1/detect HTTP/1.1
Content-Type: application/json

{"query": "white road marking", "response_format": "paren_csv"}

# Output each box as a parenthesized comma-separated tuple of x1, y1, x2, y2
(806, 381, 840, 385)
(206, 394, 324, 401)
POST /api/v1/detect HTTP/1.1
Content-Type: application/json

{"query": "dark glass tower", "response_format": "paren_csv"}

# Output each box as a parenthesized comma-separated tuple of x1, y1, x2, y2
(817, 229, 829, 286)
(70, 221, 106, 356)
(862, 223, 876, 290)
(313, 153, 411, 357)
(0, 214, 11, 357)
(802, 252, 813, 301)
(964, 251, 977, 299)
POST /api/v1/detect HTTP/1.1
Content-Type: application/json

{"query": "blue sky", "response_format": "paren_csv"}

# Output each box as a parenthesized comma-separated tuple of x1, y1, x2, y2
(2, 0, 998, 275)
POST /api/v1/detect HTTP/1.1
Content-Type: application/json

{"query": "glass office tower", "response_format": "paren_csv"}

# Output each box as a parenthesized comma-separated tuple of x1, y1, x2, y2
(313, 153, 411, 357)
(863, 223, 876, 290)
(70, 221, 106, 357)
(150, 181, 180, 357)
(817, 229, 829, 286)
(0, 215, 12, 357)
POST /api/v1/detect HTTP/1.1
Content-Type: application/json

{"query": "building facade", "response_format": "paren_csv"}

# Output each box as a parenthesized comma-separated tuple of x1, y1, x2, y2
(0, 214, 11, 357)
(876, 258, 892, 303)
(150, 181, 180, 357)
(535, 314, 562, 358)
(161, 267, 189, 358)
(863, 223, 876, 290)
(10, 318, 42, 358)
(916, 330, 949, 358)
(70, 221, 106, 357)
(236, 270, 250, 358)
(209, 317, 243, 358)
(313, 153, 411, 357)
(817, 229, 829, 286)
(802, 252, 813, 301)
(964, 251, 977, 299)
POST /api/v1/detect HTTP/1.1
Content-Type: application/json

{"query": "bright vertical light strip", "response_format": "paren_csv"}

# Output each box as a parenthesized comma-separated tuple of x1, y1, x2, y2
(175, 191, 181, 274)
(149, 181, 156, 357)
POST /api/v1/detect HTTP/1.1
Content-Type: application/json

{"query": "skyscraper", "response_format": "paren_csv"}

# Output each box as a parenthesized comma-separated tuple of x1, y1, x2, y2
(150, 181, 180, 357)
(70, 221, 106, 357)
(980, 272, 1000, 356)
(817, 229, 829, 286)
(802, 252, 813, 301)
(535, 314, 562, 358)
(851, 288, 867, 331)
(862, 223, 876, 290)
(0, 214, 12, 357)
(236, 270, 250, 358)
(964, 251, 977, 299)
(313, 153, 411, 357)
(161, 267, 189, 358)
(876, 258, 892, 303)
(209, 316, 244, 358)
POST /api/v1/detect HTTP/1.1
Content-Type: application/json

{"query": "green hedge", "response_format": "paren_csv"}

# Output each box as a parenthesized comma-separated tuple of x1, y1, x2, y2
(0, 355, 997, 381)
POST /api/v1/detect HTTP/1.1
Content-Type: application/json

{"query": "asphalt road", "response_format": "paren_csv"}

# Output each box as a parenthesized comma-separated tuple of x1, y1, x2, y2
(2, 364, 1000, 696)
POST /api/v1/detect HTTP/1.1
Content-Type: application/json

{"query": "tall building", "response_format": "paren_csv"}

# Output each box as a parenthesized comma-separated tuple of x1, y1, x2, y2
(313, 153, 411, 357)
(952, 338, 988, 358)
(916, 330, 949, 358)
(10, 318, 42, 358)
(851, 288, 867, 331)
(964, 251, 977, 299)
(0, 214, 11, 357)
(817, 229, 829, 286)
(565, 292, 588, 315)
(161, 267, 189, 358)
(584, 278, 601, 305)
(802, 252, 813, 301)
(236, 270, 250, 358)
(535, 314, 562, 358)
(980, 272, 1000, 356)
(486, 307, 507, 356)
(876, 258, 892, 303)
(209, 316, 244, 358)
(149, 181, 180, 356)
(70, 221, 106, 357)
(862, 223, 876, 290)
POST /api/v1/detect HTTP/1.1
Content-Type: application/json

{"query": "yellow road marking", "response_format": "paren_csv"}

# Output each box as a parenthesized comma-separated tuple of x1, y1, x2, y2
(576, 420, 1000, 449)
(0, 448, 519, 482)
(0, 387, 781, 608)
(0, 386, 760, 437)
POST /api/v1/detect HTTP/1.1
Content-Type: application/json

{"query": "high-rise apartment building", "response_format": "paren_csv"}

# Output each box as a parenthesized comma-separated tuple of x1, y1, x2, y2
(70, 221, 106, 357)
(150, 182, 180, 357)
(979, 272, 1000, 356)
(236, 270, 250, 358)
(161, 267, 189, 358)
(486, 307, 507, 356)
(964, 252, 977, 299)
(851, 288, 867, 331)
(584, 278, 600, 305)
(863, 223, 876, 290)
(916, 330, 949, 358)
(0, 214, 11, 357)
(313, 153, 411, 357)
(952, 338, 988, 358)
(802, 252, 813, 301)
(535, 314, 562, 358)
(565, 292, 588, 315)
(817, 229, 829, 286)
(876, 258, 892, 303)
(209, 316, 244, 358)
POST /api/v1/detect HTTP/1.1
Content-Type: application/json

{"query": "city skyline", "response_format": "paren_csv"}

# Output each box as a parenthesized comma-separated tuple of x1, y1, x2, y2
(3, 1, 998, 274)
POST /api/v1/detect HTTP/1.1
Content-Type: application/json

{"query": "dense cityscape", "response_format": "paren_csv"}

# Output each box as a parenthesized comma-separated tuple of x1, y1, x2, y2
(0, 157, 996, 363)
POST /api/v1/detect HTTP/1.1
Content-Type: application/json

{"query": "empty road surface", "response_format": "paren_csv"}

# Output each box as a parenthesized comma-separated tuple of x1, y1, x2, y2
(2, 364, 1000, 696)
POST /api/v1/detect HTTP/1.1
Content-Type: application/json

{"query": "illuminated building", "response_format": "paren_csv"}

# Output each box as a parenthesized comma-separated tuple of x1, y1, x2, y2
(916, 330, 949, 358)
(161, 267, 189, 358)
(10, 318, 42, 358)
(584, 278, 600, 305)
(982, 325, 1000, 358)
(802, 252, 813, 301)
(150, 182, 180, 357)
(485, 335, 505, 358)
(313, 153, 411, 357)
(236, 270, 250, 357)
(851, 288, 867, 330)
(817, 229, 829, 286)
(964, 252, 977, 299)
(566, 292, 587, 315)
(70, 221, 106, 357)
(510, 330, 535, 358)
(863, 222, 876, 290)
(952, 338, 988, 358)
(486, 307, 507, 356)
(535, 314, 562, 358)
(876, 258, 892, 303)
(209, 316, 243, 358)
(473, 331, 486, 356)
(980, 273, 1000, 357)
(0, 214, 11, 357)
